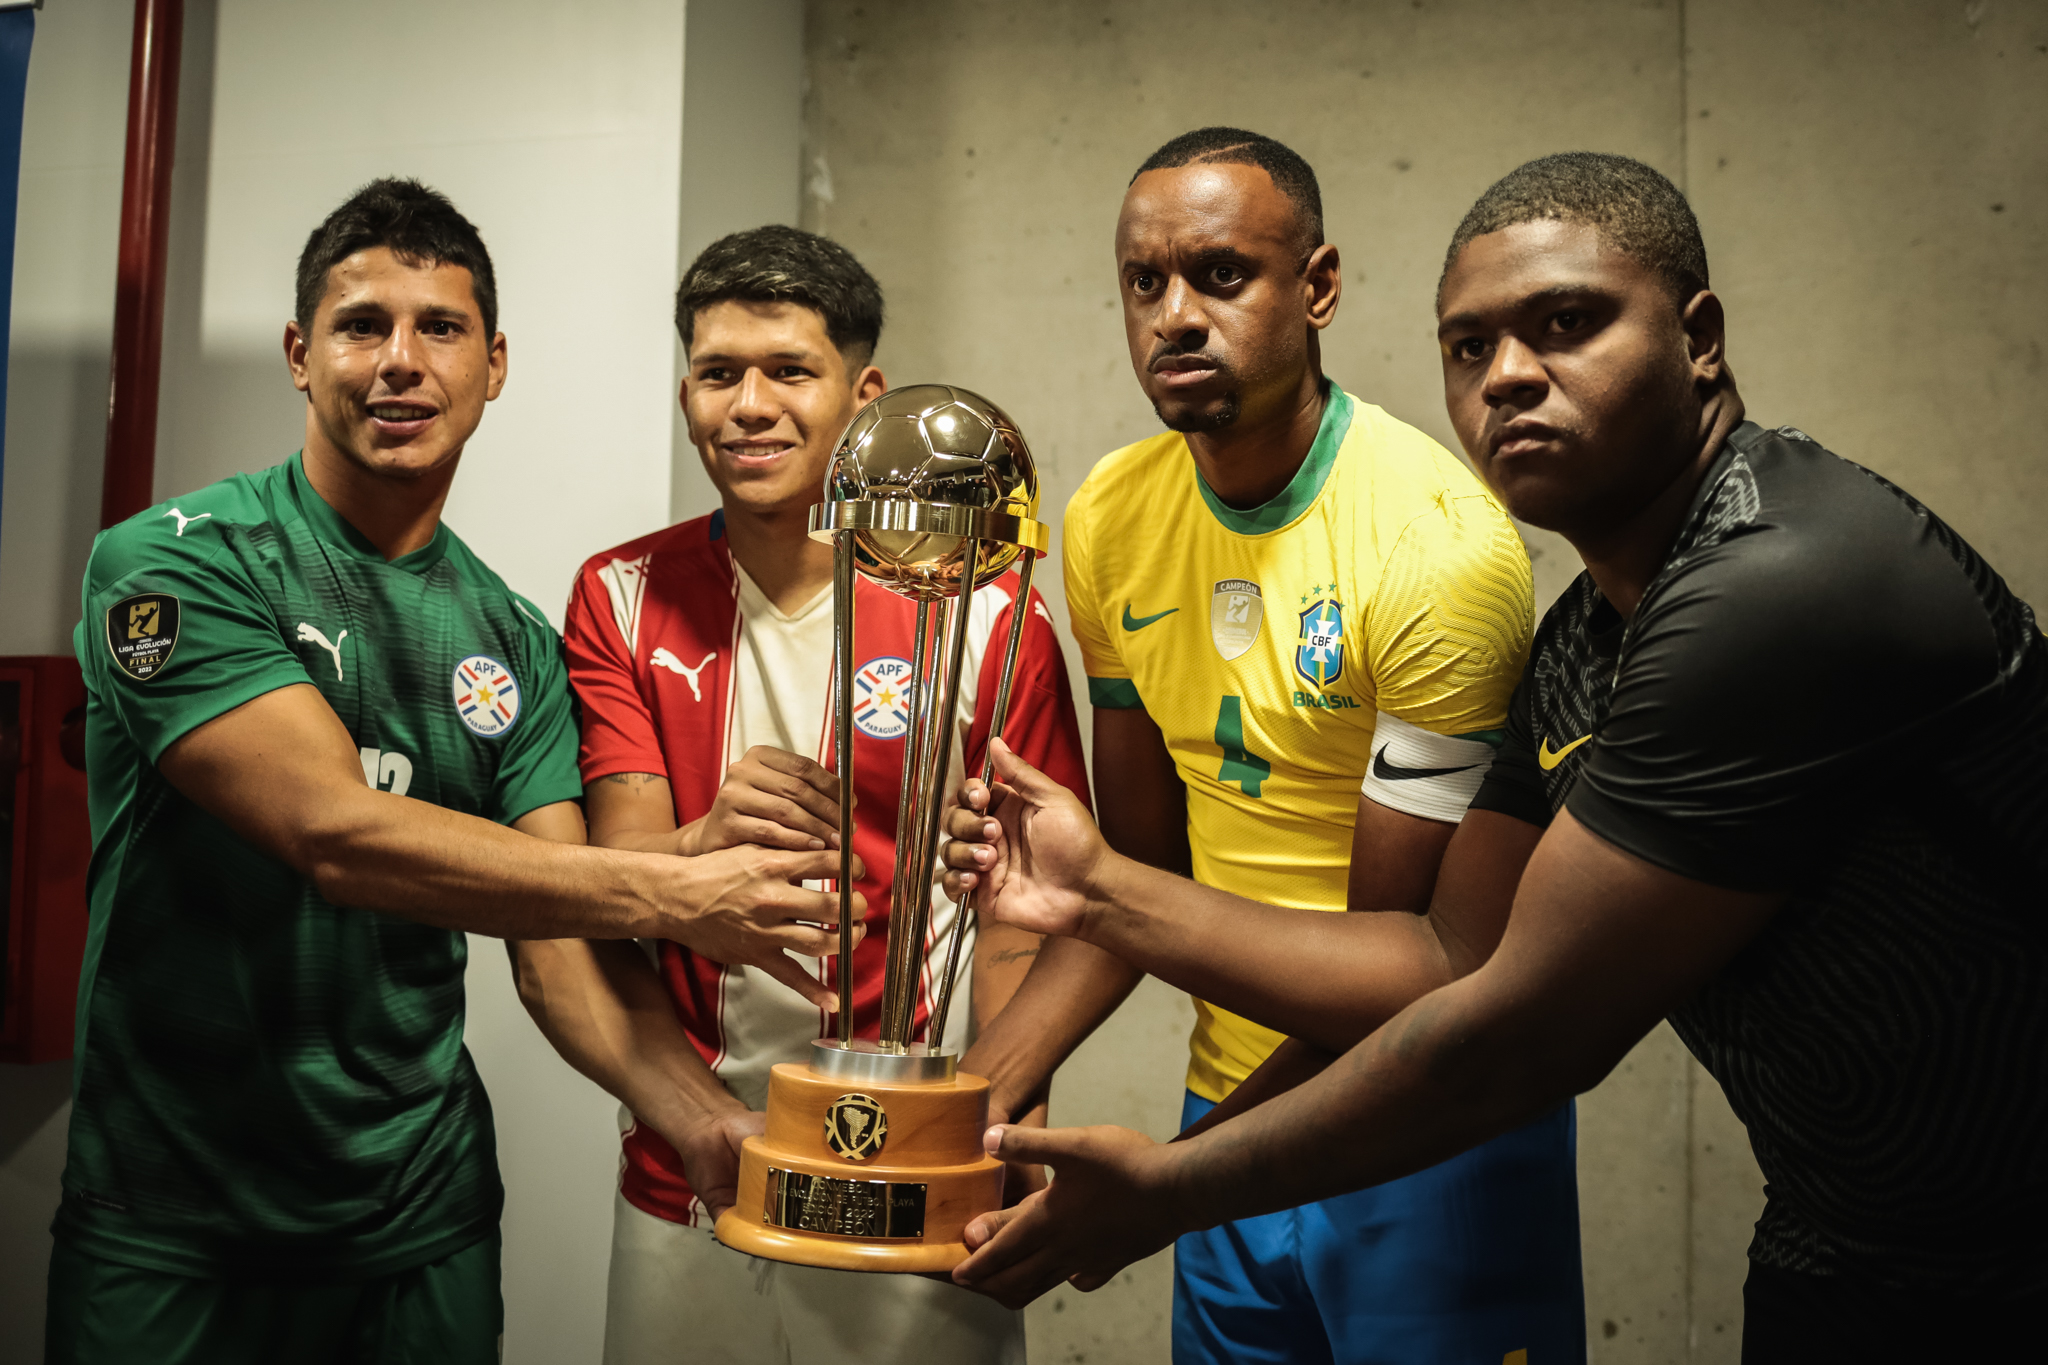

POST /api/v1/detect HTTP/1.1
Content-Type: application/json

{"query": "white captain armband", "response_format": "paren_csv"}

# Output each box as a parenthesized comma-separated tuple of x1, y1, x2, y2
(1359, 712, 1500, 824)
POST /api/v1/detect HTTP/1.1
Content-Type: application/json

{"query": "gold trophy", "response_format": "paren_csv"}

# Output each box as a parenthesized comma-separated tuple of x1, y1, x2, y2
(713, 385, 1049, 1272)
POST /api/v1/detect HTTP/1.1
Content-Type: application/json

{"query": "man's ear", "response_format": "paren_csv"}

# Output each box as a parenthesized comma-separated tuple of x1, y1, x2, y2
(853, 364, 886, 405)
(1304, 243, 1342, 333)
(485, 332, 509, 402)
(284, 320, 312, 394)
(1681, 289, 1728, 387)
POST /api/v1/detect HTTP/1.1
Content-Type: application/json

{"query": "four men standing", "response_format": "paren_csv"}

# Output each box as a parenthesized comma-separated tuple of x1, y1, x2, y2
(42, 117, 2042, 1365)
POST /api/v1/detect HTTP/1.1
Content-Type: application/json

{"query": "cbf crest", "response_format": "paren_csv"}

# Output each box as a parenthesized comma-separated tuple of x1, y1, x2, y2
(1296, 593, 1346, 688)
(453, 655, 522, 737)
(850, 656, 914, 740)
(823, 1092, 889, 1161)
(1210, 580, 1264, 661)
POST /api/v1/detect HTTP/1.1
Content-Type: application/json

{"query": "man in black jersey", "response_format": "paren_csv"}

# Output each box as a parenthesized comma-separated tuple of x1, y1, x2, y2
(937, 153, 2048, 1358)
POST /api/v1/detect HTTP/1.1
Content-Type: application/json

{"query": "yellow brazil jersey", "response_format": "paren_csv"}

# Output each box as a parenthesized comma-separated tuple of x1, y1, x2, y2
(1064, 386, 1533, 1101)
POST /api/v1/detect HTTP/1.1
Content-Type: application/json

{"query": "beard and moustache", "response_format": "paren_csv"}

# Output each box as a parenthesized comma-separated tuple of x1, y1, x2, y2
(1149, 348, 1241, 433)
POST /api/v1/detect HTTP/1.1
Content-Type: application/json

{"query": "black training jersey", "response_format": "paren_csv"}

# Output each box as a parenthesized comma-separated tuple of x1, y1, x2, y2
(1472, 422, 2048, 1296)
(60, 454, 582, 1281)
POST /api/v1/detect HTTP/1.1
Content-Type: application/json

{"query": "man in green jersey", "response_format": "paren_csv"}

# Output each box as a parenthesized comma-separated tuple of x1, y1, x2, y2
(44, 179, 858, 1365)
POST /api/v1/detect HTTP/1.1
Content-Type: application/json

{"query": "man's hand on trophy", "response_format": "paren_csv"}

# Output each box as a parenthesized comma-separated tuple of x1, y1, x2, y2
(986, 1097, 1052, 1207)
(665, 845, 867, 1010)
(668, 1106, 768, 1222)
(683, 746, 845, 856)
(941, 738, 1110, 940)
(950, 1122, 1186, 1308)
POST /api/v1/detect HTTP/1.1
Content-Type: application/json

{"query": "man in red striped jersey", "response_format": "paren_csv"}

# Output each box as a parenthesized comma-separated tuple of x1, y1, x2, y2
(512, 227, 1087, 1365)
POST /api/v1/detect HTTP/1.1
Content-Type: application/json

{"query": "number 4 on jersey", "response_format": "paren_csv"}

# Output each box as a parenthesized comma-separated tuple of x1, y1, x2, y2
(1213, 696, 1270, 797)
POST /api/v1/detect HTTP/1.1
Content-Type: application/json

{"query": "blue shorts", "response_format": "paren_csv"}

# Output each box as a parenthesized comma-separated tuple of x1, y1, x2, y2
(1172, 1092, 1584, 1365)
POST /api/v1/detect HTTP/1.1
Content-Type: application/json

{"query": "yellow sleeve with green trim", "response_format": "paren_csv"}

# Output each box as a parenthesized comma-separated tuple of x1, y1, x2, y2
(1062, 477, 1142, 710)
(1365, 490, 1533, 735)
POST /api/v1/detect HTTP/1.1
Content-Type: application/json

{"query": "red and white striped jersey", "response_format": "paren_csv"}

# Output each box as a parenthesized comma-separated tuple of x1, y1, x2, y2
(563, 510, 1088, 1226)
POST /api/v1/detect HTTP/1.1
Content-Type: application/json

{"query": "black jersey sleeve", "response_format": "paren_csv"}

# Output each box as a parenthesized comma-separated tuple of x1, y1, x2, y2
(1566, 441, 2005, 891)
(1468, 652, 1550, 828)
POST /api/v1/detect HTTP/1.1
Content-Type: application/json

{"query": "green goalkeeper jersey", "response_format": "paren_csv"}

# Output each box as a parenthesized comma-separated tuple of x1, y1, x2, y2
(58, 452, 582, 1280)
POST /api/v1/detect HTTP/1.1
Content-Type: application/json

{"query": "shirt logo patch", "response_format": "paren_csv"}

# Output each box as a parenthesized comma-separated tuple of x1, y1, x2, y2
(453, 655, 522, 738)
(104, 593, 181, 682)
(1538, 734, 1592, 770)
(1294, 595, 1345, 689)
(1121, 603, 1179, 632)
(851, 656, 914, 739)
(1209, 580, 1263, 661)
(295, 622, 349, 681)
(651, 647, 716, 702)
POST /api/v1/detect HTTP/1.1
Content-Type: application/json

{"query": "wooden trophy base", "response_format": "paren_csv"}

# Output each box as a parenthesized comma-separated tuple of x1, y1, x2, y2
(714, 1043, 1004, 1273)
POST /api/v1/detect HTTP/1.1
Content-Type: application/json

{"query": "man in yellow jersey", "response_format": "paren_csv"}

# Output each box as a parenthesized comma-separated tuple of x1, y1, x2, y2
(958, 128, 1583, 1362)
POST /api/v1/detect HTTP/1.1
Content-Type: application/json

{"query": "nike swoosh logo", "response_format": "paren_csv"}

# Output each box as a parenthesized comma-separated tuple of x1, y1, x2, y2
(1122, 604, 1179, 632)
(1537, 734, 1593, 770)
(1372, 746, 1478, 782)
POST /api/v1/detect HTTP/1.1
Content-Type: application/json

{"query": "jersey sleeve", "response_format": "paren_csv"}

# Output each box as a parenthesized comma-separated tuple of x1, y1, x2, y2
(489, 596, 585, 826)
(1061, 484, 1139, 711)
(1359, 494, 1533, 822)
(563, 560, 669, 783)
(965, 583, 1091, 812)
(78, 519, 312, 764)
(1565, 514, 2000, 891)
(1466, 655, 1550, 828)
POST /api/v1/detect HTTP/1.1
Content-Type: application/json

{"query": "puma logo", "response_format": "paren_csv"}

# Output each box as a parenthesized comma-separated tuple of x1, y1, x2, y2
(651, 647, 716, 702)
(162, 507, 212, 537)
(296, 622, 350, 681)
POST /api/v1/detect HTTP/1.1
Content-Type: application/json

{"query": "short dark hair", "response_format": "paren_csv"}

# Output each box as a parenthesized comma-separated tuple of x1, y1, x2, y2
(1131, 127, 1324, 267)
(675, 226, 885, 369)
(295, 178, 498, 336)
(1441, 152, 1709, 308)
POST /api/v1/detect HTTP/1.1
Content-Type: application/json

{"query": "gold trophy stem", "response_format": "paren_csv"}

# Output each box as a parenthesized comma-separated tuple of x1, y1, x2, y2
(926, 547, 1035, 1049)
(832, 531, 858, 1044)
(880, 600, 931, 1049)
(908, 539, 981, 1046)
(879, 540, 983, 1048)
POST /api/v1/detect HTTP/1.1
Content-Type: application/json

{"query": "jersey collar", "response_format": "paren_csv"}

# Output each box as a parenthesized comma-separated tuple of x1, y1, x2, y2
(1191, 383, 1354, 536)
(287, 451, 451, 574)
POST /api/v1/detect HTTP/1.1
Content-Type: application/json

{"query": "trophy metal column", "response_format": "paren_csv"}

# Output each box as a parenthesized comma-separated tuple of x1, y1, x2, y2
(713, 386, 1048, 1273)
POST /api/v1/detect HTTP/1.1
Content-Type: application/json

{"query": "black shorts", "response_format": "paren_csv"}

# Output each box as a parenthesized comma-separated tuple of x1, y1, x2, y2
(1742, 1261, 2042, 1363)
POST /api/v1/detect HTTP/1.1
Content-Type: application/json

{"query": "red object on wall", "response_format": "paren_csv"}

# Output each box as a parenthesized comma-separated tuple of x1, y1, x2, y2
(0, 656, 92, 1064)
(99, 0, 184, 530)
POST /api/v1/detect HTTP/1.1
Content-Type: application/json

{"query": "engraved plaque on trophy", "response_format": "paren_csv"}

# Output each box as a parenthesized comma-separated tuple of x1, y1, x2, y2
(712, 386, 1049, 1273)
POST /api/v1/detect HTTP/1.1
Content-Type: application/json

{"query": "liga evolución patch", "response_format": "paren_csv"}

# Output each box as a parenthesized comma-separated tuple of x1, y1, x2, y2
(452, 654, 521, 737)
(105, 593, 181, 682)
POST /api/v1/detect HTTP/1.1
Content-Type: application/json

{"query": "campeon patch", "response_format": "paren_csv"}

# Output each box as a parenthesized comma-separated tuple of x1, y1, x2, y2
(105, 593, 181, 682)
(453, 654, 522, 737)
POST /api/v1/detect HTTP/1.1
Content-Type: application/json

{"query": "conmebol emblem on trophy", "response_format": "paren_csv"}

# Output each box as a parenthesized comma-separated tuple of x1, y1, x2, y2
(713, 385, 1049, 1272)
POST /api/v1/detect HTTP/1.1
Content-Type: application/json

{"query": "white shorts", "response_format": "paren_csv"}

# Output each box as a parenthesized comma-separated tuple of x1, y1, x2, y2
(601, 1191, 1026, 1365)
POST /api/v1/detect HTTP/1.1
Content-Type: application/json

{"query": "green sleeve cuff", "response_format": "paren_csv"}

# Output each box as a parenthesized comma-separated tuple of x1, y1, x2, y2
(1087, 676, 1143, 709)
(1454, 728, 1506, 747)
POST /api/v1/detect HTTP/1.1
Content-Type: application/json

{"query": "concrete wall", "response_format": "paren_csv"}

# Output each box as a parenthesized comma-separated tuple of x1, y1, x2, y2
(802, 2, 2048, 1361)
(1, 8, 158, 1357)
(672, 0, 806, 524)
(0, 2, 695, 1360)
